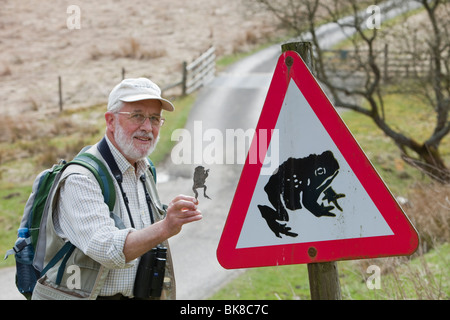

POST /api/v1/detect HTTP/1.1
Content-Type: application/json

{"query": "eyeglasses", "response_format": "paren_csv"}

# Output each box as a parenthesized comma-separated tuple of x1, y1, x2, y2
(116, 112, 165, 127)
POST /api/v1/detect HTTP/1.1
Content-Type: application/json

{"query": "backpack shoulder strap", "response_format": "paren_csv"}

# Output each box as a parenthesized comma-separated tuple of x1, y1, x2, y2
(147, 158, 156, 183)
(38, 153, 117, 279)
(67, 153, 116, 212)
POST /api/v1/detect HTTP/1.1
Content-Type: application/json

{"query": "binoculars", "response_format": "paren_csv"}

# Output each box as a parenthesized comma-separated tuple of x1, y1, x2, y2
(133, 246, 167, 299)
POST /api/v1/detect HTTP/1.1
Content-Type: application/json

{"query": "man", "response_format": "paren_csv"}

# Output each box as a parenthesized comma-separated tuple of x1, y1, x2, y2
(32, 78, 202, 300)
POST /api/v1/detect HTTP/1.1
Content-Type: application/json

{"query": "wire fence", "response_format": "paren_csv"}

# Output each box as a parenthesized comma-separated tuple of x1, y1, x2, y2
(320, 44, 449, 82)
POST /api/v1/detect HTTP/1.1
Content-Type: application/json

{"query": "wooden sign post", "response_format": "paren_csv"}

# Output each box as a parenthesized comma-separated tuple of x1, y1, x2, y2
(282, 42, 342, 300)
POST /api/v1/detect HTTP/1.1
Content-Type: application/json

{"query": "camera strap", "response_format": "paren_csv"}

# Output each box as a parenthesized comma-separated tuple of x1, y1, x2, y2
(140, 175, 155, 225)
(98, 137, 155, 229)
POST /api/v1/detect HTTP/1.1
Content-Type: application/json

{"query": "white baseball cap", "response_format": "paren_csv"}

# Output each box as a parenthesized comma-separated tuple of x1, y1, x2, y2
(108, 78, 175, 112)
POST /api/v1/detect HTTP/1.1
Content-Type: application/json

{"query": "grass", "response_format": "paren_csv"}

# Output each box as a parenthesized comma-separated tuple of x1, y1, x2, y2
(211, 264, 311, 300)
(337, 244, 449, 300)
(0, 185, 32, 266)
(210, 243, 449, 300)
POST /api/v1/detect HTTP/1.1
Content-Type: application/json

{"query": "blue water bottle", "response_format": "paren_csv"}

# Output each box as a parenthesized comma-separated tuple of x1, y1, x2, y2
(15, 228, 39, 296)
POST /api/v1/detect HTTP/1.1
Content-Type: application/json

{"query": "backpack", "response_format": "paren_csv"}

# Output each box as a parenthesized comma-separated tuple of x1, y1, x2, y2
(4, 143, 157, 300)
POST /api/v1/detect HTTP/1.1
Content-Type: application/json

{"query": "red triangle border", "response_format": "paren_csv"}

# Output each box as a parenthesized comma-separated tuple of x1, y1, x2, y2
(217, 51, 419, 269)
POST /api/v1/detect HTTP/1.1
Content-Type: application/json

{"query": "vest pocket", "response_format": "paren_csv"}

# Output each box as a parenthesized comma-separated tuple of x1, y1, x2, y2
(32, 276, 90, 300)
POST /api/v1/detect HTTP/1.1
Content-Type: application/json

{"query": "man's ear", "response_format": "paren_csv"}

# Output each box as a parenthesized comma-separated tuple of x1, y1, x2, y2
(105, 112, 115, 133)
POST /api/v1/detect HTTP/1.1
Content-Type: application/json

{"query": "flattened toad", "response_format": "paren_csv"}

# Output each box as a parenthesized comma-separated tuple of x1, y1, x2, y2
(193, 166, 211, 200)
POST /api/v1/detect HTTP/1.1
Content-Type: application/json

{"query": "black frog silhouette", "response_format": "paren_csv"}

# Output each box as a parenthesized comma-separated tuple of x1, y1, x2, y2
(258, 150, 345, 238)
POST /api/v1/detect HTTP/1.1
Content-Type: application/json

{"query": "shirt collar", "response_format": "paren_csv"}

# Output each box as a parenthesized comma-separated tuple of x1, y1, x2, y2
(104, 135, 150, 176)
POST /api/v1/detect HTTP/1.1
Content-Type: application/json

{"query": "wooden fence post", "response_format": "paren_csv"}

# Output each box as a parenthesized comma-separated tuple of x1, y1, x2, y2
(281, 41, 342, 300)
(58, 76, 63, 112)
(384, 44, 389, 83)
(181, 61, 188, 96)
(162, 47, 215, 96)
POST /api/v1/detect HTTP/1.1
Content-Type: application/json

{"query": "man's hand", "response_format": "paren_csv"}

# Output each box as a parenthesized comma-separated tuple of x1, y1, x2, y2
(123, 195, 202, 262)
(164, 195, 202, 238)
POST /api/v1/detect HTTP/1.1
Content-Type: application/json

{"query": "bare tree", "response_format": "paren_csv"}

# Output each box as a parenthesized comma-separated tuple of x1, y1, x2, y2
(254, 0, 450, 183)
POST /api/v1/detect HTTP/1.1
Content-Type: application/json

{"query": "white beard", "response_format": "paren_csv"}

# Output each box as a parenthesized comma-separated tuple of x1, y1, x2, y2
(114, 122, 159, 162)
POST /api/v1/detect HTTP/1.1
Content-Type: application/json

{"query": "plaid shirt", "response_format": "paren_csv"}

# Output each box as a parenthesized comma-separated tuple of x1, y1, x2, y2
(54, 136, 153, 297)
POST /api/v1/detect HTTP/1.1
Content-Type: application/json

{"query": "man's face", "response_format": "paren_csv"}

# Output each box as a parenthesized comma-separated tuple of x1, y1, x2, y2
(107, 100, 163, 165)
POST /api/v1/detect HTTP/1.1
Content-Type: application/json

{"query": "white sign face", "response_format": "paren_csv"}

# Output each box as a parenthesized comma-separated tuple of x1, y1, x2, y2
(236, 79, 393, 249)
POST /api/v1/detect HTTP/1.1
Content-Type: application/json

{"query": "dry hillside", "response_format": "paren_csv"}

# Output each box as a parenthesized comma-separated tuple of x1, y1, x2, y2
(0, 0, 278, 116)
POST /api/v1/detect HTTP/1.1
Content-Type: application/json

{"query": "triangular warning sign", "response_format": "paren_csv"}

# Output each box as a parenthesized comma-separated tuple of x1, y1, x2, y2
(217, 51, 419, 269)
